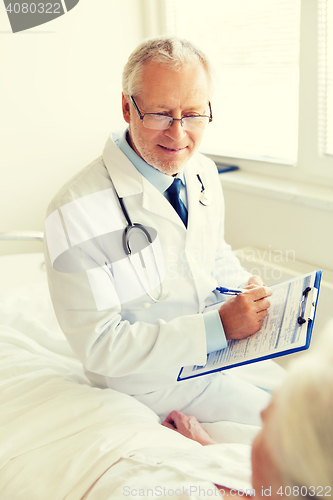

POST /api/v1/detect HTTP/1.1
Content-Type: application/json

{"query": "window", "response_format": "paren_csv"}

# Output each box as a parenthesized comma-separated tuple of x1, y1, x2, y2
(319, 0, 333, 157)
(165, 0, 300, 165)
(145, 0, 333, 186)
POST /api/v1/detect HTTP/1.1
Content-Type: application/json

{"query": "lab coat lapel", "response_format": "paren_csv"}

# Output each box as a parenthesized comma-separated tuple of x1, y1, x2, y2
(103, 135, 188, 228)
(185, 164, 203, 232)
(102, 136, 143, 197)
(103, 136, 210, 308)
(184, 162, 209, 308)
(141, 178, 186, 229)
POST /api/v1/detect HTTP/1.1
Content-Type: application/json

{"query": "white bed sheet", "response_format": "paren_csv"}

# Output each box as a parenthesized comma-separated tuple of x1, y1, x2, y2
(0, 254, 261, 499)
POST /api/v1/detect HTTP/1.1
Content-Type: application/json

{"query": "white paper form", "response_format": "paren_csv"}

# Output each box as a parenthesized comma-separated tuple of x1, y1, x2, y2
(179, 271, 317, 380)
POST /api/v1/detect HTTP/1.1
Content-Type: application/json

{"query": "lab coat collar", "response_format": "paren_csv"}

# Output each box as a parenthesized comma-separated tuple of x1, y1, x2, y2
(118, 129, 175, 195)
(102, 133, 205, 229)
(103, 134, 144, 198)
(103, 134, 183, 227)
(184, 159, 205, 222)
(142, 159, 205, 230)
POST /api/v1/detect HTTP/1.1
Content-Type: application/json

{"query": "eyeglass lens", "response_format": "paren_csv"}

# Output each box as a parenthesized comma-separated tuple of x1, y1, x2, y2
(142, 114, 210, 131)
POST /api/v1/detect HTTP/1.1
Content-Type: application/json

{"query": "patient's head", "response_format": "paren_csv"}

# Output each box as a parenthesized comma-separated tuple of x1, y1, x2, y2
(251, 347, 333, 499)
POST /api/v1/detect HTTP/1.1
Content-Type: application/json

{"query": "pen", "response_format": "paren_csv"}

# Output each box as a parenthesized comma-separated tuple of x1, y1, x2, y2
(216, 286, 243, 295)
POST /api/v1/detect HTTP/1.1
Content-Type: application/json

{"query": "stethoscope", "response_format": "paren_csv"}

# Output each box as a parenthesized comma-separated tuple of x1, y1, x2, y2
(110, 174, 211, 307)
(197, 174, 212, 206)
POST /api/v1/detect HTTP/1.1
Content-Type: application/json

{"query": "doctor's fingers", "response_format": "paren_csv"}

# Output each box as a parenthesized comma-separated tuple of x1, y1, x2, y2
(243, 285, 272, 301)
(253, 296, 271, 313)
(246, 275, 264, 286)
(256, 308, 269, 322)
(233, 289, 271, 313)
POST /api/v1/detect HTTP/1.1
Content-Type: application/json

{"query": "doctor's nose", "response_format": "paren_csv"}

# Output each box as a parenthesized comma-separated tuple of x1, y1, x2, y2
(164, 119, 187, 142)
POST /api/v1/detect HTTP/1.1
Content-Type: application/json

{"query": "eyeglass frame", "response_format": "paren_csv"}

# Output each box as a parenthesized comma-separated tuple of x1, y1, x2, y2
(130, 96, 213, 131)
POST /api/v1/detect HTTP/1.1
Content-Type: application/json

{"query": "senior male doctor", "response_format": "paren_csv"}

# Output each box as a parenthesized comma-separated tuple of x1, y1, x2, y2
(44, 36, 279, 425)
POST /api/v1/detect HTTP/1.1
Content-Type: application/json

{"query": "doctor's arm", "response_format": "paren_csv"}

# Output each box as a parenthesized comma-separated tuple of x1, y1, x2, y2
(44, 250, 209, 379)
(208, 172, 271, 340)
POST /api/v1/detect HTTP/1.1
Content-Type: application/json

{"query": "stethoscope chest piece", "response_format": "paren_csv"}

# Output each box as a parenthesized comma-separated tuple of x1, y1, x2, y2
(197, 174, 212, 206)
(199, 190, 212, 206)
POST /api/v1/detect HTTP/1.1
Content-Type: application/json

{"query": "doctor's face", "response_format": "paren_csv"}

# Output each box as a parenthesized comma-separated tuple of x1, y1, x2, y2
(122, 60, 210, 176)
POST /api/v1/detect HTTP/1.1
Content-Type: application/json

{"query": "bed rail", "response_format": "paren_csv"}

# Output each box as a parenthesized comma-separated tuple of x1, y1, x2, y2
(0, 231, 43, 242)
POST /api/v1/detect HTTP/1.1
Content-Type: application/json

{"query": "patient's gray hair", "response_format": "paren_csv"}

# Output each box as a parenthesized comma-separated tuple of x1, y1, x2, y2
(273, 339, 333, 496)
(122, 36, 213, 98)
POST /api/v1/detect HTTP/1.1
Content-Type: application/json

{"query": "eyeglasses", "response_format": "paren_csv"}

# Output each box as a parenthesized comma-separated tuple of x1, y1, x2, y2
(130, 96, 213, 132)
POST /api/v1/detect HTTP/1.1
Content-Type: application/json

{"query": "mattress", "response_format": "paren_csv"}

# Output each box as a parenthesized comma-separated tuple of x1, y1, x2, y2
(0, 252, 264, 499)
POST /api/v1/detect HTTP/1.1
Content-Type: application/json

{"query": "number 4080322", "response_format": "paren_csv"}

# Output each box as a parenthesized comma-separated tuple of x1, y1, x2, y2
(6, 3, 61, 14)
(277, 486, 332, 497)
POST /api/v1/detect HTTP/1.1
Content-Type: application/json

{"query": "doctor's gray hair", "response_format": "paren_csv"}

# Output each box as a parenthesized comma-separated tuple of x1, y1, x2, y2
(122, 35, 214, 98)
(272, 337, 333, 496)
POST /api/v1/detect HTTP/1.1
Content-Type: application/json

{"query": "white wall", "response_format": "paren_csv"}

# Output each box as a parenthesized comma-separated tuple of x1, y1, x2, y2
(222, 183, 333, 272)
(1, 0, 332, 272)
(0, 0, 144, 254)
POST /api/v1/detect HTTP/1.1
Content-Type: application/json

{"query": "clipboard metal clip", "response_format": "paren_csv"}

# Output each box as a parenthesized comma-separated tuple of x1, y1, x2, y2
(298, 287, 318, 325)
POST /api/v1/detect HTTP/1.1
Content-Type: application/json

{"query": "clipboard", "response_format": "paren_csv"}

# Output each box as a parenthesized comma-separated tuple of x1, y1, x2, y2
(177, 270, 322, 382)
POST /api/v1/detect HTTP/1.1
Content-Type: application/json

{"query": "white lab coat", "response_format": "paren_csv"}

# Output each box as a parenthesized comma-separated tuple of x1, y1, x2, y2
(44, 133, 276, 423)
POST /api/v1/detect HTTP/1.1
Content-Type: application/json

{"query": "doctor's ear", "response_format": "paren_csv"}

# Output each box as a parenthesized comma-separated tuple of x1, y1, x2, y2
(122, 93, 131, 124)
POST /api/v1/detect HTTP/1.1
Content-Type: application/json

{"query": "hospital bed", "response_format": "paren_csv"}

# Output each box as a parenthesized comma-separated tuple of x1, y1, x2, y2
(0, 232, 283, 499)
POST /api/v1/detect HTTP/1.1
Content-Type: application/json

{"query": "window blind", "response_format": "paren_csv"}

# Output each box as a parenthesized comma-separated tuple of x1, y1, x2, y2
(319, 0, 333, 157)
(163, 0, 300, 164)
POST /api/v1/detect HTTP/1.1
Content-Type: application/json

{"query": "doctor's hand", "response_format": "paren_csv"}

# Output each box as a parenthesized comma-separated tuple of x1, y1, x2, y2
(246, 274, 265, 287)
(218, 285, 272, 340)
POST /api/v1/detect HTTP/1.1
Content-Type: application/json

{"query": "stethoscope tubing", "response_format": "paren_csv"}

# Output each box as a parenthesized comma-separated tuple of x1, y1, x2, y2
(109, 174, 210, 305)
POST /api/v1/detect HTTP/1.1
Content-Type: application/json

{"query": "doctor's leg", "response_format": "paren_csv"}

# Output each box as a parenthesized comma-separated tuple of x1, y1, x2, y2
(134, 371, 273, 426)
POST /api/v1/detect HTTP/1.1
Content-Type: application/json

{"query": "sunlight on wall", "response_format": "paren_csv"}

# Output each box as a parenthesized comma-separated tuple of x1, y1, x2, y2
(0, 0, 144, 235)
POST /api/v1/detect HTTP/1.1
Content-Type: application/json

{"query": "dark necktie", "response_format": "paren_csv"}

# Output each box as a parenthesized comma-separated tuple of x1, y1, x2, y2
(166, 178, 188, 228)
